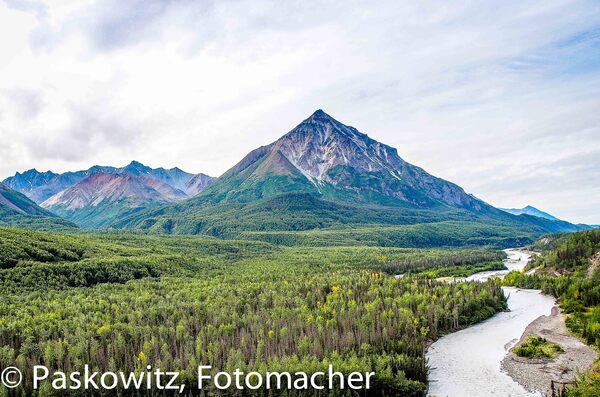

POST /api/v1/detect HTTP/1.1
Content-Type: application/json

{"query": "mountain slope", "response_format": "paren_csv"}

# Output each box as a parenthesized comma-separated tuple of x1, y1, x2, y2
(500, 205, 560, 221)
(3, 161, 215, 203)
(0, 183, 77, 231)
(186, 173, 218, 196)
(0, 183, 54, 216)
(41, 172, 188, 228)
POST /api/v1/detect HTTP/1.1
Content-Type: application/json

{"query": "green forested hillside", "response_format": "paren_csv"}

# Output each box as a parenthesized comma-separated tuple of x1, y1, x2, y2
(0, 205, 78, 232)
(0, 210, 78, 232)
(0, 227, 508, 396)
(0, 184, 53, 216)
(111, 192, 583, 247)
(0, 183, 78, 231)
(112, 192, 466, 234)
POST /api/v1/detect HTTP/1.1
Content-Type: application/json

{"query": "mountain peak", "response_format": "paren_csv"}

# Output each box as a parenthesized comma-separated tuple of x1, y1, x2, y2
(126, 160, 147, 168)
(500, 205, 560, 221)
(310, 108, 328, 117)
(270, 110, 407, 184)
(304, 109, 336, 124)
(22, 168, 47, 176)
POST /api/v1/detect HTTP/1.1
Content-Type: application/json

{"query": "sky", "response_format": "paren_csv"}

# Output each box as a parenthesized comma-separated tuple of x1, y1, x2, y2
(0, 0, 599, 224)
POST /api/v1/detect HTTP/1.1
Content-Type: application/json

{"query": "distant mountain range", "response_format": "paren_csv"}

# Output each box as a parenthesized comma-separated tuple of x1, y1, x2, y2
(1, 110, 592, 241)
(3, 161, 216, 228)
(500, 205, 559, 221)
(4, 161, 216, 203)
(40, 172, 189, 228)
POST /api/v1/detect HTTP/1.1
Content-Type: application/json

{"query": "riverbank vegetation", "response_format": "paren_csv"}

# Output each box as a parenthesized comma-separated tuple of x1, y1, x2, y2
(411, 260, 505, 279)
(503, 229, 600, 396)
(514, 336, 564, 359)
(0, 226, 508, 396)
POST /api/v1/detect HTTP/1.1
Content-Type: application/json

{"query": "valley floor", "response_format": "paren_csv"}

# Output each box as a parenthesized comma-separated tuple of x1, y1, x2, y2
(0, 227, 510, 396)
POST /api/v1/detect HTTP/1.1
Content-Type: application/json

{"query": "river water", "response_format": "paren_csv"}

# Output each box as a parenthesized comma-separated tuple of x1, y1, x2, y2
(426, 249, 556, 397)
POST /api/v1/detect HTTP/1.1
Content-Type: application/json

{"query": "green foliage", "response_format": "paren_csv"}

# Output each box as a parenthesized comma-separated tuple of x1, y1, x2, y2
(513, 336, 563, 359)
(530, 233, 565, 253)
(413, 261, 505, 279)
(533, 229, 600, 276)
(0, 228, 85, 268)
(0, 227, 508, 395)
(564, 362, 600, 397)
(239, 221, 534, 249)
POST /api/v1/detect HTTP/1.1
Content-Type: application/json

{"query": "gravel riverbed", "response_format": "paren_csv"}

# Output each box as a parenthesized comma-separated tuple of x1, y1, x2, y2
(502, 306, 597, 396)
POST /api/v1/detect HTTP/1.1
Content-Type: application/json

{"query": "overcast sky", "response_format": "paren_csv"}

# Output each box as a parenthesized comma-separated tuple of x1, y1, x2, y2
(0, 0, 599, 223)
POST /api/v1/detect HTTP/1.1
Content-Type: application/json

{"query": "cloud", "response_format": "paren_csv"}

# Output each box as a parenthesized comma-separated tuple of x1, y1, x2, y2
(24, 102, 144, 161)
(3, 0, 46, 19)
(0, 0, 599, 223)
(2, 87, 45, 119)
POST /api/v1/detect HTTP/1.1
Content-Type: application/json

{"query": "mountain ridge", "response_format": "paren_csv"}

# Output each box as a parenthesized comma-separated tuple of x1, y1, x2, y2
(500, 205, 560, 221)
(3, 161, 216, 203)
(40, 172, 190, 228)
(2, 110, 591, 238)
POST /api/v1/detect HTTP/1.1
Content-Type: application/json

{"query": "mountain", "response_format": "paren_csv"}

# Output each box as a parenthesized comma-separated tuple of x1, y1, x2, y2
(112, 110, 586, 241)
(200, 110, 488, 210)
(3, 161, 215, 203)
(40, 172, 188, 227)
(500, 205, 560, 221)
(0, 183, 77, 231)
(2, 169, 96, 204)
(112, 161, 214, 195)
(41, 172, 188, 228)
(186, 173, 217, 196)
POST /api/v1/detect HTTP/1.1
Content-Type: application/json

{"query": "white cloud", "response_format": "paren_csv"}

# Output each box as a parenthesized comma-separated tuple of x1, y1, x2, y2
(0, 0, 599, 223)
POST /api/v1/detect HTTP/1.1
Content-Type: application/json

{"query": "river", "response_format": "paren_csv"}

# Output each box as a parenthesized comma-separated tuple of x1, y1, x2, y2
(426, 249, 556, 397)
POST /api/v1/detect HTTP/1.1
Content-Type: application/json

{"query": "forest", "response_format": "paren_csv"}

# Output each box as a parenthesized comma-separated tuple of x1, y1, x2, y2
(503, 229, 600, 396)
(0, 227, 509, 396)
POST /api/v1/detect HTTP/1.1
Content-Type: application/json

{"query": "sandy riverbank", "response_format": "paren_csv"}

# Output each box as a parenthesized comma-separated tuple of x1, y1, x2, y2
(502, 306, 597, 396)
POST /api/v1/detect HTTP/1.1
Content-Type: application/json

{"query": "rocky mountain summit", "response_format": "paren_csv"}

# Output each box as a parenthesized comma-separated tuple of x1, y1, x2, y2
(202, 109, 486, 211)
